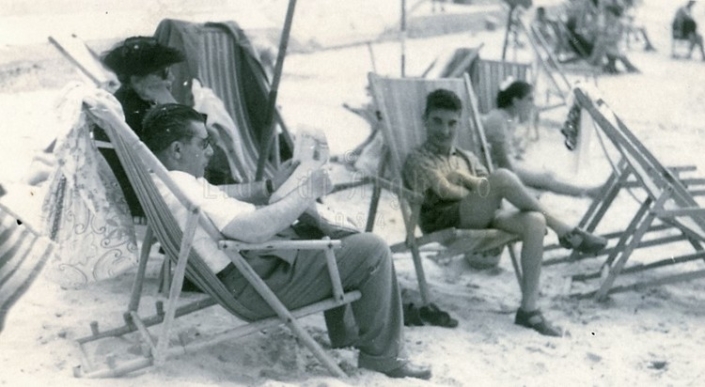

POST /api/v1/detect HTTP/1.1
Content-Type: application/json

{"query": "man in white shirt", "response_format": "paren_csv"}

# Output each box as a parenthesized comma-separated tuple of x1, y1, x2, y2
(141, 104, 431, 380)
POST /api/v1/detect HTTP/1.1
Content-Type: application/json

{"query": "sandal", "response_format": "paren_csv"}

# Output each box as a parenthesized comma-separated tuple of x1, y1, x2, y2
(419, 303, 458, 328)
(403, 303, 424, 327)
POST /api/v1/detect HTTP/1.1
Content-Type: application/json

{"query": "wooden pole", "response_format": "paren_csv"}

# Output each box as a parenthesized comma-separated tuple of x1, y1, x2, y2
(255, 0, 298, 181)
(401, 0, 407, 77)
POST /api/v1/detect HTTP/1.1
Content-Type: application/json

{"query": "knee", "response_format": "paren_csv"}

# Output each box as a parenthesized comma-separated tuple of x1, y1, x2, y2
(343, 233, 392, 268)
(522, 211, 547, 237)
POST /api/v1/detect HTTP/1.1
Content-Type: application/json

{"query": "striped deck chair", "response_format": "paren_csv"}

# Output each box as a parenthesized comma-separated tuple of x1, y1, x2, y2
(564, 87, 705, 301)
(470, 58, 533, 115)
(0, 204, 57, 333)
(73, 89, 360, 378)
(365, 73, 521, 305)
(155, 19, 292, 182)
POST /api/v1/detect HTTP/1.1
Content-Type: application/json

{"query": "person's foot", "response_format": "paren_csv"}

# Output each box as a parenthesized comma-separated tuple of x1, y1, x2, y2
(559, 227, 607, 254)
(382, 362, 432, 380)
(515, 309, 562, 337)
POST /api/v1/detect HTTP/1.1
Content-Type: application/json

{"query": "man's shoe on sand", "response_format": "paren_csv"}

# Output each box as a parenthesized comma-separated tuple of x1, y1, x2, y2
(559, 227, 607, 254)
(383, 362, 432, 380)
(515, 309, 562, 337)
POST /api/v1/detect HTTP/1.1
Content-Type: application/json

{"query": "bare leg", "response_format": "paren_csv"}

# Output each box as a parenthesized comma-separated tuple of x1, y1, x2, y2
(457, 168, 573, 237)
(516, 167, 601, 198)
(491, 209, 546, 311)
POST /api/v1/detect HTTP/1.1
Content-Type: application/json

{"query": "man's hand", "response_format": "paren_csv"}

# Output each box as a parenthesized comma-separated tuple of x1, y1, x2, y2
(131, 75, 176, 105)
(270, 159, 300, 192)
(446, 170, 489, 196)
(305, 168, 333, 200)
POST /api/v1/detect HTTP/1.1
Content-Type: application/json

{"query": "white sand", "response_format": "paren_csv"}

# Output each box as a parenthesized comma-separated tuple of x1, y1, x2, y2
(1, 1, 705, 386)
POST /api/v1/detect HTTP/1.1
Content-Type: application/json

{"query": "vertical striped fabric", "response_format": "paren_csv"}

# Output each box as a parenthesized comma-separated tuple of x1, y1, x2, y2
(0, 205, 56, 333)
(472, 59, 532, 114)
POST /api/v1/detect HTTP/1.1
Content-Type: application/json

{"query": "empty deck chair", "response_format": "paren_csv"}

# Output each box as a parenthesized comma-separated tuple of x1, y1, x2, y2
(0, 203, 57, 333)
(73, 87, 360, 378)
(565, 87, 705, 301)
(365, 73, 521, 305)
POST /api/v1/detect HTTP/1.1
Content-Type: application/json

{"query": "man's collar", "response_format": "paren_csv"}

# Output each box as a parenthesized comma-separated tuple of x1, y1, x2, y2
(423, 141, 456, 156)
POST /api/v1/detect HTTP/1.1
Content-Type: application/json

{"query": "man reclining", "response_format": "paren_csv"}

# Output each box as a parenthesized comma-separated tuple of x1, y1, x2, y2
(402, 89, 608, 337)
(141, 103, 432, 380)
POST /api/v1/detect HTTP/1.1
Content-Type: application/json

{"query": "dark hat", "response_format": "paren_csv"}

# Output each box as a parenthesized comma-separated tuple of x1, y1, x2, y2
(102, 36, 185, 77)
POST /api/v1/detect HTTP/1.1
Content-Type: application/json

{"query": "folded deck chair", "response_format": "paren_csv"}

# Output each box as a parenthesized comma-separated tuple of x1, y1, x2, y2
(365, 73, 521, 305)
(562, 87, 705, 301)
(154, 19, 293, 182)
(0, 203, 57, 333)
(73, 88, 360, 378)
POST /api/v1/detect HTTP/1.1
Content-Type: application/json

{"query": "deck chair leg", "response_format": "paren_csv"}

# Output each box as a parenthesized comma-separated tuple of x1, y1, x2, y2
(154, 210, 199, 365)
(128, 226, 155, 313)
(594, 192, 670, 301)
(228, 252, 347, 377)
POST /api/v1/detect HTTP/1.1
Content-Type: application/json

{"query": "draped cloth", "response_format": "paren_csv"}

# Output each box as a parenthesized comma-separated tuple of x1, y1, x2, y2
(41, 83, 138, 288)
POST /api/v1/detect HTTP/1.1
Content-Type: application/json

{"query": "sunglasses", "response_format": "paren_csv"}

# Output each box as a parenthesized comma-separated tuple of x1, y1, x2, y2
(152, 67, 171, 80)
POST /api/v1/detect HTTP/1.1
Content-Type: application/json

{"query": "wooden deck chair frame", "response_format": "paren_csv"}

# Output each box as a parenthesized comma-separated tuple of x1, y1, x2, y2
(516, 18, 574, 114)
(558, 88, 705, 301)
(0, 203, 57, 333)
(364, 73, 522, 306)
(73, 96, 360, 378)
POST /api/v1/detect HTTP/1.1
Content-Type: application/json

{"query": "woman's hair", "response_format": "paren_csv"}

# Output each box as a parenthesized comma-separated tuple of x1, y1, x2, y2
(142, 103, 207, 153)
(424, 88, 462, 117)
(496, 80, 533, 109)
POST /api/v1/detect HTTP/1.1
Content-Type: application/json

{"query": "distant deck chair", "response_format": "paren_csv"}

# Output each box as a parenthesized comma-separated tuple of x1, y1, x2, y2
(562, 87, 705, 301)
(73, 89, 360, 378)
(518, 18, 573, 113)
(154, 19, 293, 182)
(365, 73, 521, 305)
(0, 203, 57, 333)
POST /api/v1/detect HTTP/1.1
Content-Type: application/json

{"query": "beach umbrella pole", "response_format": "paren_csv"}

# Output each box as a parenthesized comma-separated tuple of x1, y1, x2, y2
(256, 0, 298, 181)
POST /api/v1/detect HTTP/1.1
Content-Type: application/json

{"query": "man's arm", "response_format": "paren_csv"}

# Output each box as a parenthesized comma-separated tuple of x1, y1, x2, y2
(221, 160, 300, 204)
(404, 155, 470, 201)
(221, 168, 331, 243)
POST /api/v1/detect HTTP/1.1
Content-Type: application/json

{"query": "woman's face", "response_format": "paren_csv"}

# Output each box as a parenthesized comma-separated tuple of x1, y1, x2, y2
(513, 91, 535, 122)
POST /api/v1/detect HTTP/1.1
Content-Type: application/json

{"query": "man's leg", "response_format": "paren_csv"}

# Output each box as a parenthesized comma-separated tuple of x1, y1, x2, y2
(490, 210, 546, 312)
(458, 169, 573, 236)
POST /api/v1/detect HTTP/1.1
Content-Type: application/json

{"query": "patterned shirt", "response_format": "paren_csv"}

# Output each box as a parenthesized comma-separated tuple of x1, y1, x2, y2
(402, 143, 489, 209)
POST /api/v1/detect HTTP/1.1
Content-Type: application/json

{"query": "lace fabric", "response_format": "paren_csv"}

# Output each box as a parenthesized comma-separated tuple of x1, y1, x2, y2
(41, 83, 138, 288)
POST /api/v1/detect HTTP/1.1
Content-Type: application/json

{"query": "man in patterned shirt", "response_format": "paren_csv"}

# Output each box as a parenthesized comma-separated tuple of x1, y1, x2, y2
(403, 89, 607, 337)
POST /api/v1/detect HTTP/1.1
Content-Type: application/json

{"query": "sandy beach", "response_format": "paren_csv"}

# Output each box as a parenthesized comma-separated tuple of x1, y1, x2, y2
(1, 1, 705, 386)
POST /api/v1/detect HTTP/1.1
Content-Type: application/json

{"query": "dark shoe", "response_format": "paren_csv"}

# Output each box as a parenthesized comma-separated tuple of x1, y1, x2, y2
(383, 362, 432, 380)
(559, 227, 607, 254)
(515, 309, 562, 337)
(403, 302, 425, 327)
(419, 303, 459, 328)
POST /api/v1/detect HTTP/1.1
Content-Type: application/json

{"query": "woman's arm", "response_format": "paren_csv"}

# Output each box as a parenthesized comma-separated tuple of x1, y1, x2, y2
(484, 111, 518, 171)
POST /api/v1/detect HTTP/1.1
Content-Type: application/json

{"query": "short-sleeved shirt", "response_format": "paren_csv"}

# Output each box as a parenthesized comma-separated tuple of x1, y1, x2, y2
(154, 170, 257, 273)
(402, 143, 488, 233)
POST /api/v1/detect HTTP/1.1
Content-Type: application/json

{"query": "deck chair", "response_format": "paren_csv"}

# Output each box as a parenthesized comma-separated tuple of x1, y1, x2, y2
(73, 88, 360, 378)
(561, 87, 705, 301)
(48, 34, 119, 92)
(365, 73, 521, 305)
(154, 19, 293, 182)
(0, 203, 57, 333)
(470, 58, 533, 115)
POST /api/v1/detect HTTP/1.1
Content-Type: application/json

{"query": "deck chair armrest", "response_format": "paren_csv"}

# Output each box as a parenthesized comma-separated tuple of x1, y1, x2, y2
(219, 239, 342, 251)
(668, 165, 697, 174)
(368, 175, 424, 204)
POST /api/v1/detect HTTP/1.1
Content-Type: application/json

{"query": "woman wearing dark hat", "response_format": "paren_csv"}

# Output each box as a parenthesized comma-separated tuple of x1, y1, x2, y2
(93, 36, 186, 218)
(101, 36, 185, 138)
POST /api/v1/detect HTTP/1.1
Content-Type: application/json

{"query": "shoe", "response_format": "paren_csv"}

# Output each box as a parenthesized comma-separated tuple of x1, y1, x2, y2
(418, 303, 459, 328)
(383, 362, 432, 380)
(559, 227, 607, 254)
(515, 309, 562, 337)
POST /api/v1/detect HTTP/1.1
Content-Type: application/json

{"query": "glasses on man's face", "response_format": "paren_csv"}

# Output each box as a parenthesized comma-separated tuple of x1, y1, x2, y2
(194, 134, 215, 150)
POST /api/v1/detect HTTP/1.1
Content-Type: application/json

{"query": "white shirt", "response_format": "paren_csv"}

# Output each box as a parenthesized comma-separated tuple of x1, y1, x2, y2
(154, 170, 256, 273)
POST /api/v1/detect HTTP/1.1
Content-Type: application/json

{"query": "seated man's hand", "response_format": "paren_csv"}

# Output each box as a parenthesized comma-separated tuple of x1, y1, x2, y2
(305, 168, 333, 200)
(271, 159, 301, 192)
